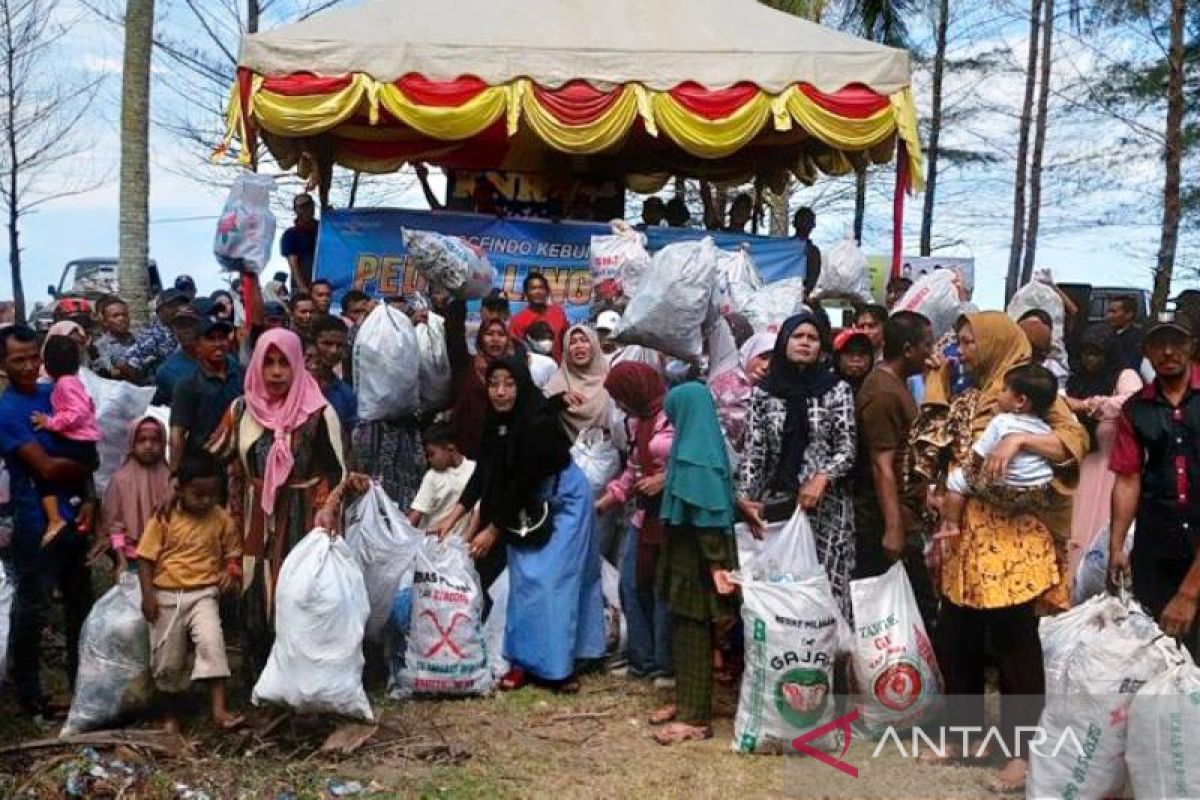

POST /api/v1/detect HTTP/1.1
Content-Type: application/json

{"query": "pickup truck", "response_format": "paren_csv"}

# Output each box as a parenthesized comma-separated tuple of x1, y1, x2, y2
(31, 257, 163, 330)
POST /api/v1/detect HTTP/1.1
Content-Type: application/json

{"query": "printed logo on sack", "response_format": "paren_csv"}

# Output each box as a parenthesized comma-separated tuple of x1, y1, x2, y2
(873, 661, 923, 712)
(790, 708, 859, 779)
(774, 667, 831, 730)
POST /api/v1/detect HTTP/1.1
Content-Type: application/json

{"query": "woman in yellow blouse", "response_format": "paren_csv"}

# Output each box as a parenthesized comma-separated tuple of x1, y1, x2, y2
(911, 311, 1087, 794)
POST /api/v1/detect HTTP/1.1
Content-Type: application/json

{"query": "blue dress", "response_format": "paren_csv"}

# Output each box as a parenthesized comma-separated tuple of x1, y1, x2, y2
(504, 462, 606, 681)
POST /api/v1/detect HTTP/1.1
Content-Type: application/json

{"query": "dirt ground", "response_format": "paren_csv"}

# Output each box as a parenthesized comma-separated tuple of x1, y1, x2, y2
(0, 670, 1012, 800)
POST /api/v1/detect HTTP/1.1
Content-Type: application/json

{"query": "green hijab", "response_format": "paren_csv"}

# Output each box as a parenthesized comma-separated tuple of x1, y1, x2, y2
(660, 382, 735, 529)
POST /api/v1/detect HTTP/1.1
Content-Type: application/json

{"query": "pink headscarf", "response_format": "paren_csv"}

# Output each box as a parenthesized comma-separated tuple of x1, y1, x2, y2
(243, 328, 328, 513)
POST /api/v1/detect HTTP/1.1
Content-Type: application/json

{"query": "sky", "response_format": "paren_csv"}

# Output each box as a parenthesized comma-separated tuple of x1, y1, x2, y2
(1, 0, 1192, 316)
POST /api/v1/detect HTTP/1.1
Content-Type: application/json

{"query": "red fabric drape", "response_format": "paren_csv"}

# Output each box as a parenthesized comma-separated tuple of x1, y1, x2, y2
(798, 83, 890, 118)
(533, 81, 625, 126)
(667, 82, 761, 120)
(261, 72, 355, 96)
(395, 74, 492, 106)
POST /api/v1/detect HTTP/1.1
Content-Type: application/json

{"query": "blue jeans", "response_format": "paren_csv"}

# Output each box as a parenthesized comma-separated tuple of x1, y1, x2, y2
(619, 522, 672, 676)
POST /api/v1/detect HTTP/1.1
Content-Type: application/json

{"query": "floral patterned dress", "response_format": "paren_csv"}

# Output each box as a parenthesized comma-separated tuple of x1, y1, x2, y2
(210, 398, 347, 679)
(736, 381, 858, 619)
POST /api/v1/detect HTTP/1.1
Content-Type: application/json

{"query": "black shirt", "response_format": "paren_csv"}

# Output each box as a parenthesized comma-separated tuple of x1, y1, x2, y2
(1113, 324, 1145, 372)
(170, 358, 244, 459)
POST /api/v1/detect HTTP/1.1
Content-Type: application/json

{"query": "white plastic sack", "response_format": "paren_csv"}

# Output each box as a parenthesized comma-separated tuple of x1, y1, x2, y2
(482, 569, 511, 680)
(416, 312, 453, 414)
(591, 222, 651, 301)
(213, 174, 276, 274)
(0, 562, 14, 679)
(1127, 661, 1200, 799)
(1007, 277, 1068, 363)
(733, 510, 849, 754)
(601, 558, 626, 656)
(849, 563, 943, 734)
(1029, 595, 1182, 800)
(739, 277, 808, 333)
(717, 246, 764, 315)
(403, 229, 496, 300)
(62, 574, 154, 735)
(613, 237, 720, 362)
(353, 303, 420, 423)
(892, 269, 964, 339)
(570, 428, 620, 495)
(252, 530, 373, 721)
(1072, 524, 1135, 606)
(394, 536, 493, 697)
(343, 483, 424, 641)
(80, 368, 156, 498)
(811, 235, 872, 304)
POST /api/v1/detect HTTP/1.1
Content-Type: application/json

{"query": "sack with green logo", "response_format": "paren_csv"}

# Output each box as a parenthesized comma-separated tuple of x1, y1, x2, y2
(849, 562, 943, 735)
(732, 510, 849, 754)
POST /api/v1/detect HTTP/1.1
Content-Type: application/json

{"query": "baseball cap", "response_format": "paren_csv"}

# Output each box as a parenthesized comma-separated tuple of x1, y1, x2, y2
(262, 301, 289, 321)
(1145, 312, 1193, 342)
(595, 310, 621, 332)
(834, 329, 873, 353)
(155, 288, 189, 310)
(191, 298, 234, 336)
(174, 274, 197, 293)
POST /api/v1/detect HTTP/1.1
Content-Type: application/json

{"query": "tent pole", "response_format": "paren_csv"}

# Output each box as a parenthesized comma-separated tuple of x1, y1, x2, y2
(891, 141, 908, 278)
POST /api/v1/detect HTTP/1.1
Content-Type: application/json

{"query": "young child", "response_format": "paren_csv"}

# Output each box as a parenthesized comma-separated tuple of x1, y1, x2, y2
(31, 335, 101, 546)
(136, 453, 243, 732)
(408, 422, 475, 537)
(938, 363, 1058, 539)
(98, 416, 171, 574)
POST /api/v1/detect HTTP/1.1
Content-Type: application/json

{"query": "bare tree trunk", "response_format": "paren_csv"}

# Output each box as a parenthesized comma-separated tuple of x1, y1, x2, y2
(118, 0, 155, 326)
(1006, 0, 1042, 302)
(1151, 0, 1186, 316)
(853, 165, 866, 243)
(3, 1, 23, 320)
(1021, 0, 1055, 284)
(919, 0, 949, 257)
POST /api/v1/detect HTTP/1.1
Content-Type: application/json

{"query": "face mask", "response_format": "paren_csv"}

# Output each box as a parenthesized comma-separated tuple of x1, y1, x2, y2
(530, 338, 554, 356)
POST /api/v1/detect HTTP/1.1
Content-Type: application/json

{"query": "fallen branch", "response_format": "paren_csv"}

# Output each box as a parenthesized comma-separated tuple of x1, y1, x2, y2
(536, 710, 615, 726)
(0, 731, 186, 757)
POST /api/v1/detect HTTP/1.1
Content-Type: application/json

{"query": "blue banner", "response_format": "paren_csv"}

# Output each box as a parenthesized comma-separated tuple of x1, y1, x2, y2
(314, 208, 806, 322)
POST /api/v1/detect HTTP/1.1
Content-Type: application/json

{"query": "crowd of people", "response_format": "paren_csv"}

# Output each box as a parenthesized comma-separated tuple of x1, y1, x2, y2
(1, 198, 1197, 794)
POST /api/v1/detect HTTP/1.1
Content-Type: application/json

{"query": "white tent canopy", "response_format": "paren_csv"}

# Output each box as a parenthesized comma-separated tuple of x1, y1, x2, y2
(239, 0, 911, 95)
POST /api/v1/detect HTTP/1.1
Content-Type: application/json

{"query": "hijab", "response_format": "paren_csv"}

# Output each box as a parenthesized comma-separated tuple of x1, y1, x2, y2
(1067, 323, 1122, 400)
(660, 382, 734, 529)
(739, 332, 775, 374)
(243, 328, 329, 513)
(759, 312, 839, 494)
(606, 362, 668, 475)
(99, 415, 171, 541)
(546, 324, 611, 440)
(477, 357, 572, 528)
(453, 318, 517, 459)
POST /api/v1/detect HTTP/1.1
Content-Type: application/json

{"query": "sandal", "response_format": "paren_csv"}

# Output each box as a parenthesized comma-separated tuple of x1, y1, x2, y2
(987, 759, 1027, 795)
(652, 722, 712, 746)
(551, 676, 580, 695)
(499, 666, 528, 692)
(648, 705, 677, 726)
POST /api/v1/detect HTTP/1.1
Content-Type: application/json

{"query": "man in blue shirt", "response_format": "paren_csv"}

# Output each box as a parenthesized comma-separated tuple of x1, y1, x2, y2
(0, 325, 94, 719)
(170, 302, 243, 471)
(306, 315, 357, 434)
(281, 192, 319, 292)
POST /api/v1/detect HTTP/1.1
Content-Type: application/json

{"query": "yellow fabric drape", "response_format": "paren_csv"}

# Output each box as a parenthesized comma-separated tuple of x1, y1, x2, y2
(651, 91, 772, 159)
(253, 74, 373, 137)
(889, 87, 925, 191)
(377, 83, 507, 141)
(517, 80, 641, 154)
(229, 71, 927, 186)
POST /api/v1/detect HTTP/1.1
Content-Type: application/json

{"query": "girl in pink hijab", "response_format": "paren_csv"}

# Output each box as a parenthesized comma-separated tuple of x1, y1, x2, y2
(208, 328, 346, 678)
(97, 415, 171, 575)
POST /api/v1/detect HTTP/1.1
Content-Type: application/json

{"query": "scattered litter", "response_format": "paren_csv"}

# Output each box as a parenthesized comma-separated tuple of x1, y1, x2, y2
(327, 778, 364, 797)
